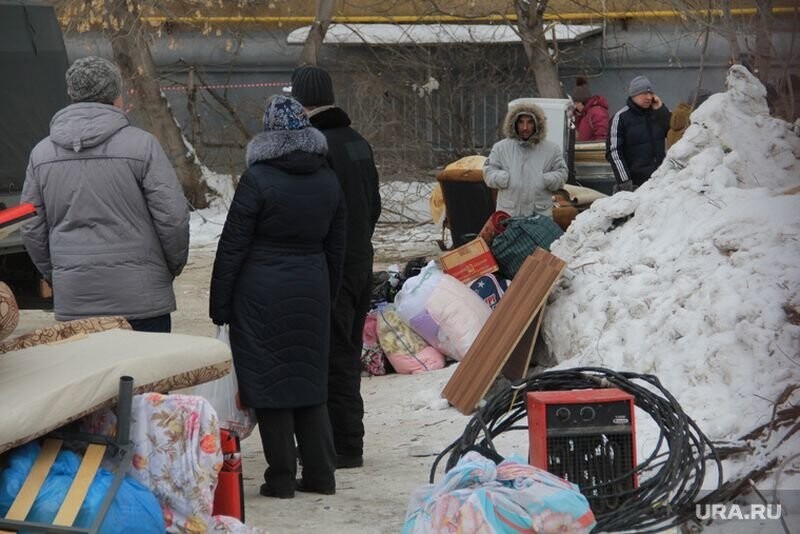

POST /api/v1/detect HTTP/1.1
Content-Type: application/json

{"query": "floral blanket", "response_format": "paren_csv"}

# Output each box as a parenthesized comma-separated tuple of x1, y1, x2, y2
(83, 393, 264, 533)
(403, 451, 595, 533)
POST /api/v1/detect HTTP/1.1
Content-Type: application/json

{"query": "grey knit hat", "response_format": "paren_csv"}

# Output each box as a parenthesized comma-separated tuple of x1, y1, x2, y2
(65, 56, 122, 105)
(628, 75, 654, 97)
(291, 65, 335, 107)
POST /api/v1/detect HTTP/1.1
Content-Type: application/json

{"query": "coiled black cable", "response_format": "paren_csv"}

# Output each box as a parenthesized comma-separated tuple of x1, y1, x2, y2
(430, 367, 723, 533)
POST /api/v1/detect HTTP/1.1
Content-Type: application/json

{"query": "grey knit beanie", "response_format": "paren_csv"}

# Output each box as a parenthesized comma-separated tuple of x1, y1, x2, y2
(291, 65, 335, 107)
(628, 75, 654, 97)
(65, 56, 122, 105)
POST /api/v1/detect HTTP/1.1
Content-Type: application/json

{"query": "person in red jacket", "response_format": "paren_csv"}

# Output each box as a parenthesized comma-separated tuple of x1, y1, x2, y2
(572, 75, 610, 142)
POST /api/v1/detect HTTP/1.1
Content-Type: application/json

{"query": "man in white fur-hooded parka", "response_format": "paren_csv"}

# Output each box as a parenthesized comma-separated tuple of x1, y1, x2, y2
(483, 101, 567, 218)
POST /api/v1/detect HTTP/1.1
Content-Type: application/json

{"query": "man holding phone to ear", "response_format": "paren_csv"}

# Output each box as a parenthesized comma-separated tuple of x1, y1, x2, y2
(606, 75, 671, 192)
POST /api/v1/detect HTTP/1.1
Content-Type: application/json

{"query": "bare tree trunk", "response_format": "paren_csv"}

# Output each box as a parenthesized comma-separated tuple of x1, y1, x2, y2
(754, 0, 773, 80)
(105, 0, 209, 209)
(721, 0, 741, 61)
(692, 0, 713, 106)
(779, 7, 798, 120)
(299, 0, 336, 66)
(187, 67, 202, 158)
(514, 0, 563, 98)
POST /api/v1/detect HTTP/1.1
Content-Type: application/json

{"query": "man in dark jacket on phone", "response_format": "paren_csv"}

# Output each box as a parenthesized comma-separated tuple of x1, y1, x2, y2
(292, 65, 382, 469)
(606, 75, 671, 192)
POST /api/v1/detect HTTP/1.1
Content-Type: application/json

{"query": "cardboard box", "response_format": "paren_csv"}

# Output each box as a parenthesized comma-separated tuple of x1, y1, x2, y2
(440, 237, 499, 283)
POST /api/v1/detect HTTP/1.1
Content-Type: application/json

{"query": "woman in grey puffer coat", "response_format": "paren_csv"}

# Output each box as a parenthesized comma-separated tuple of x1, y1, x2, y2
(21, 57, 189, 330)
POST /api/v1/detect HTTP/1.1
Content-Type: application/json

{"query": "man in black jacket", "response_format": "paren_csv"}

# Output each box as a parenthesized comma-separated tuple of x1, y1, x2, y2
(606, 75, 671, 191)
(292, 65, 382, 469)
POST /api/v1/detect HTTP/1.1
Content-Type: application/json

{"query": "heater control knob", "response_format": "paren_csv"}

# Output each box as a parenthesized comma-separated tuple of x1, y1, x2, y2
(580, 406, 596, 421)
(555, 407, 571, 421)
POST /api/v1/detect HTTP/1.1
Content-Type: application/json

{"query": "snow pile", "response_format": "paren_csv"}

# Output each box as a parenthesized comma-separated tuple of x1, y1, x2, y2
(543, 66, 800, 484)
(187, 170, 234, 250)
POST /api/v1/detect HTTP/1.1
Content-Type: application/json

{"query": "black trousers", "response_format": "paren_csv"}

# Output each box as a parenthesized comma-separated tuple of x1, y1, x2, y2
(328, 270, 372, 458)
(127, 313, 171, 333)
(256, 403, 336, 493)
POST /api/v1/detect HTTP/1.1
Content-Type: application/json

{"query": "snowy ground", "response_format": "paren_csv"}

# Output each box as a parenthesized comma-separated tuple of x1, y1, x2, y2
(11, 66, 799, 533)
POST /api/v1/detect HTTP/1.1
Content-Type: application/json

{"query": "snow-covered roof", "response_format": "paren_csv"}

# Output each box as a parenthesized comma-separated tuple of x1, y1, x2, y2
(286, 23, 601, 46)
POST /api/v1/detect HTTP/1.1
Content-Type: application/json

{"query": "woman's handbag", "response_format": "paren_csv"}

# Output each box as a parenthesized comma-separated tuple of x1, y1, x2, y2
(490, 215, 564, 279)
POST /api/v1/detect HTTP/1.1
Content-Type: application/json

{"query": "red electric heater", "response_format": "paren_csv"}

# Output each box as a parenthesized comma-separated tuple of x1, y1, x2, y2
(527, 388, 638, 514)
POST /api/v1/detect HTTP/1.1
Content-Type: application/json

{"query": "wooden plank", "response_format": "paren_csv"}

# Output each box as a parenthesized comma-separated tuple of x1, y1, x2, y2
(442, 249, 566, 414)
(501, 307, 544, 380)
(443, 260, 554, 412)
(53, 443, 106, 526)
(5, 438, 63, 521)
(443, 254, 549, 410)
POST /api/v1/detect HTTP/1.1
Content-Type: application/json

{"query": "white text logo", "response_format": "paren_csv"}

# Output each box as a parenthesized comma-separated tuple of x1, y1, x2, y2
(696, 504, 782, 521)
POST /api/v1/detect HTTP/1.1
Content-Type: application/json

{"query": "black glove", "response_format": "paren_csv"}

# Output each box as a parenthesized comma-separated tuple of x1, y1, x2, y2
(211, 318, 225, 326)
(615, 180, 634, 193)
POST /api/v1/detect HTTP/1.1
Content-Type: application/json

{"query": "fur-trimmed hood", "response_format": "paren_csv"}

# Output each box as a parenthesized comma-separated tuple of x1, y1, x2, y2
(502, 102, 547, 145)
(245, 127, 327, 167)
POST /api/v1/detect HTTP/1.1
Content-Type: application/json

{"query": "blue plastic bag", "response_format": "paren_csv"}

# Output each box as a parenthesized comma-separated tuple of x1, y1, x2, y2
(0, 441, 165, 533)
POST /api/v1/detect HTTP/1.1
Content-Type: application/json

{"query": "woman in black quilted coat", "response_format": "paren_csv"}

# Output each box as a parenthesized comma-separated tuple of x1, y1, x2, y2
(209, 95, 346, 498)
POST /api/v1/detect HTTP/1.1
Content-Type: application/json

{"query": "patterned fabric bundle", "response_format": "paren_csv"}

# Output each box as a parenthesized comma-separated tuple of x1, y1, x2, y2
(82, 393, 264, 533)
(376, 306, 445, 374)
(403, 451, 595, 534)
(490, 215, 564, 278)
(360, 310, 387, 376)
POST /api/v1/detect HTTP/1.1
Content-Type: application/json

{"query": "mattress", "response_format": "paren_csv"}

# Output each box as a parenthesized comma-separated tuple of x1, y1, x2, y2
(0, 329, 231, 453)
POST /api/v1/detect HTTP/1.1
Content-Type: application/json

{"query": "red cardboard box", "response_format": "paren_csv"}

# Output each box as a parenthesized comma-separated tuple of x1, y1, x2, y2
(440, 237, 499, 283)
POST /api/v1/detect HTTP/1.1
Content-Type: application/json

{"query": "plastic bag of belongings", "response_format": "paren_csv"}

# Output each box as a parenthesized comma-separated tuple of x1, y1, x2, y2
(403, 450, 596, 533)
